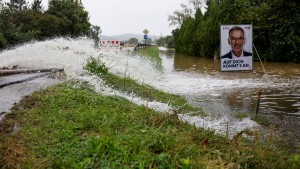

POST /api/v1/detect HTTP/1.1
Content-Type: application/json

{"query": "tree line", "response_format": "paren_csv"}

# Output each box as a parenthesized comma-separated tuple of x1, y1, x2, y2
(0, 0, 100, 50)
(156, 35, 174, 48)
(167, 0, 299, 62)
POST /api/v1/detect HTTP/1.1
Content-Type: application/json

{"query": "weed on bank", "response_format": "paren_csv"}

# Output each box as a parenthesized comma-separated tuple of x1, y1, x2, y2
(133, 46, 162, 68)
(84, 56, 200, 115)
(0, 83, 299, 168)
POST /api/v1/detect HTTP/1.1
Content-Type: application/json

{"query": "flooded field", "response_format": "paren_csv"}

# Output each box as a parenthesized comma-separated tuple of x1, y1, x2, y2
(0, 38, 299, 150)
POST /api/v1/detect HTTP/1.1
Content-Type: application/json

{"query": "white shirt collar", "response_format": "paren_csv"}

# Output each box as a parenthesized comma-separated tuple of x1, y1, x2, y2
(231, 51, 244, 59)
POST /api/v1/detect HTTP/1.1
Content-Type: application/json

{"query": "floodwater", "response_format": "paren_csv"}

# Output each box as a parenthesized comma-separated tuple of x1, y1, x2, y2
(160, 49, 300, 149)
(169, 52, 300, 116)
(0, 38, 299, 149)
(0, 72, 63, 121)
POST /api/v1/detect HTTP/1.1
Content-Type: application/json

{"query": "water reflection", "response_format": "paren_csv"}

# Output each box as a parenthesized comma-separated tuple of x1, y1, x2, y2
(174, 53, 221, 72)
(170, 52, 300, 116)
(160, 48, 300, 148)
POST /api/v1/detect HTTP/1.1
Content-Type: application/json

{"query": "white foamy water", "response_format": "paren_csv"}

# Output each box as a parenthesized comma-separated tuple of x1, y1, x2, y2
(0, 38, 172, 113)
(0, 37, 266, 136)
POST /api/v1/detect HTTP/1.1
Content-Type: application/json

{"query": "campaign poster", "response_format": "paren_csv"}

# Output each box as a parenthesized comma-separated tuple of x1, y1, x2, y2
(220, 25, 253, 71)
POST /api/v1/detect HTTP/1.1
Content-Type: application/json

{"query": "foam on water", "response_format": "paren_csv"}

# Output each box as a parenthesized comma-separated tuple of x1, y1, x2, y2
(178, 115, 258, 137)
(0, 37, 264, 136)
(1, 38, 95, 79)
(0, 37, 172, 111)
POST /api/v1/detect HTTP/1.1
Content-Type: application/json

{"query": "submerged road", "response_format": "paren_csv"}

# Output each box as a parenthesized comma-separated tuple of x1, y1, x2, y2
(0, 72, 62, 121)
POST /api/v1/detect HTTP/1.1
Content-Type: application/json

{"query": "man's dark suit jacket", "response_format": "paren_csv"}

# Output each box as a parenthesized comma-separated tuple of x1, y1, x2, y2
(221, 51, 252, 59)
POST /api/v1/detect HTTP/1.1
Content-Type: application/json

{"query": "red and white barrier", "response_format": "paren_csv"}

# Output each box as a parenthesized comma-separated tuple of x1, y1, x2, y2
(99, 40, 124, 48)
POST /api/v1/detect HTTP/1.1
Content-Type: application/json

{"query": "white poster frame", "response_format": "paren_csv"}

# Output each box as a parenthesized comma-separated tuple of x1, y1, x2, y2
(220, 24, 253, 71)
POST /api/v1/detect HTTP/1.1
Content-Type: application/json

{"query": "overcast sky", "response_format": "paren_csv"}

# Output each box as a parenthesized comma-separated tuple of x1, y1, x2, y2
(81, 0, 186, 36)
(20, 0, 188, 36)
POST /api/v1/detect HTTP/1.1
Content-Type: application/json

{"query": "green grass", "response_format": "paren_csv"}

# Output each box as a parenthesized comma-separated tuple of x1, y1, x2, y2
(233, 112, 249, 119)
(84, 56, 202, 115)
(0, 83, 299, 168)
(0, 47, 299, 168)
(252, 115, 270, 126)
(133, 46, 162, 70)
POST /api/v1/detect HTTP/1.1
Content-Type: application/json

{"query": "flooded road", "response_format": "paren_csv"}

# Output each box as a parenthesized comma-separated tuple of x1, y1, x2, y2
(169, 52, 300, 116)
(160, 49, 300, 149)
(0, 72, 63, 121)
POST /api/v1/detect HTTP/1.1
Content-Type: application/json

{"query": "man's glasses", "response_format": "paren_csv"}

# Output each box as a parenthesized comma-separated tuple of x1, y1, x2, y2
(229, 37, 244, 42)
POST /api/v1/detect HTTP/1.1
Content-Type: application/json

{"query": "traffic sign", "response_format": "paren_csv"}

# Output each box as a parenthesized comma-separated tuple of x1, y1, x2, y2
(144, 34, 148, 40)
(143, 29, 149, 35)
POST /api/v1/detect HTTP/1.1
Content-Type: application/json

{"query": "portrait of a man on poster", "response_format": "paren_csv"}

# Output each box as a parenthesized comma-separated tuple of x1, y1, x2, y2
(220, 25, 253, 71)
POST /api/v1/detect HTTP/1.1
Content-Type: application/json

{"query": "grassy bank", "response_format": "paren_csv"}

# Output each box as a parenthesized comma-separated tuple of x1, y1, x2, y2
(133, 46, 162, 70)
(1, 83, 299, 168)
(0, 46, 299, 168)
(83, 56, 200, 115)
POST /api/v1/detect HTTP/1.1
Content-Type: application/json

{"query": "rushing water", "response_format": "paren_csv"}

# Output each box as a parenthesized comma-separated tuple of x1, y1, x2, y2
(0, 38, 299, 146)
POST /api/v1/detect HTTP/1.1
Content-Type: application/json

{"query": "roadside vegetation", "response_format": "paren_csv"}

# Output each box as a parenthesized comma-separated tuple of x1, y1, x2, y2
(2, 0, 298, 63)
(166, 0, 299, 62)
(1, 82, 299, 168)
(0, 0, 100, 50)
(133, 46, 163, 70)
(83, 56, 200, 115)
(134, 46, 160, 63)
(155, 35, 174, 49)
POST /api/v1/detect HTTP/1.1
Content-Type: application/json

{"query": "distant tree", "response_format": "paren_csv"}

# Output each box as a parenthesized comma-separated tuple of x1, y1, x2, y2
(168, 3, 193, 29)
(265, 0, 299, 62)
(171, 0, 299, 62)
(89, 25, 101, 48)
(168, 0, 204, 28)
(31, 0, 43, 12)
(200, 0, 220, 57)
(250, 1, 269, 61)
(193, 8, 204, 56)
(128, 38, 138, 44)
(0, 0, 94, 49)
(145, 38, 152, 44)
(33, 13, 67, 39)
(156, 37, 164, 46)
(6, 0, 28, 11)
(46, 0, 90, 37)
(165, 36, 174, 48)
(0, 31, 8, 49)
(0, 5, 31, 45)
(156, 35, 174, 48)
(0, 0, 7, 48)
